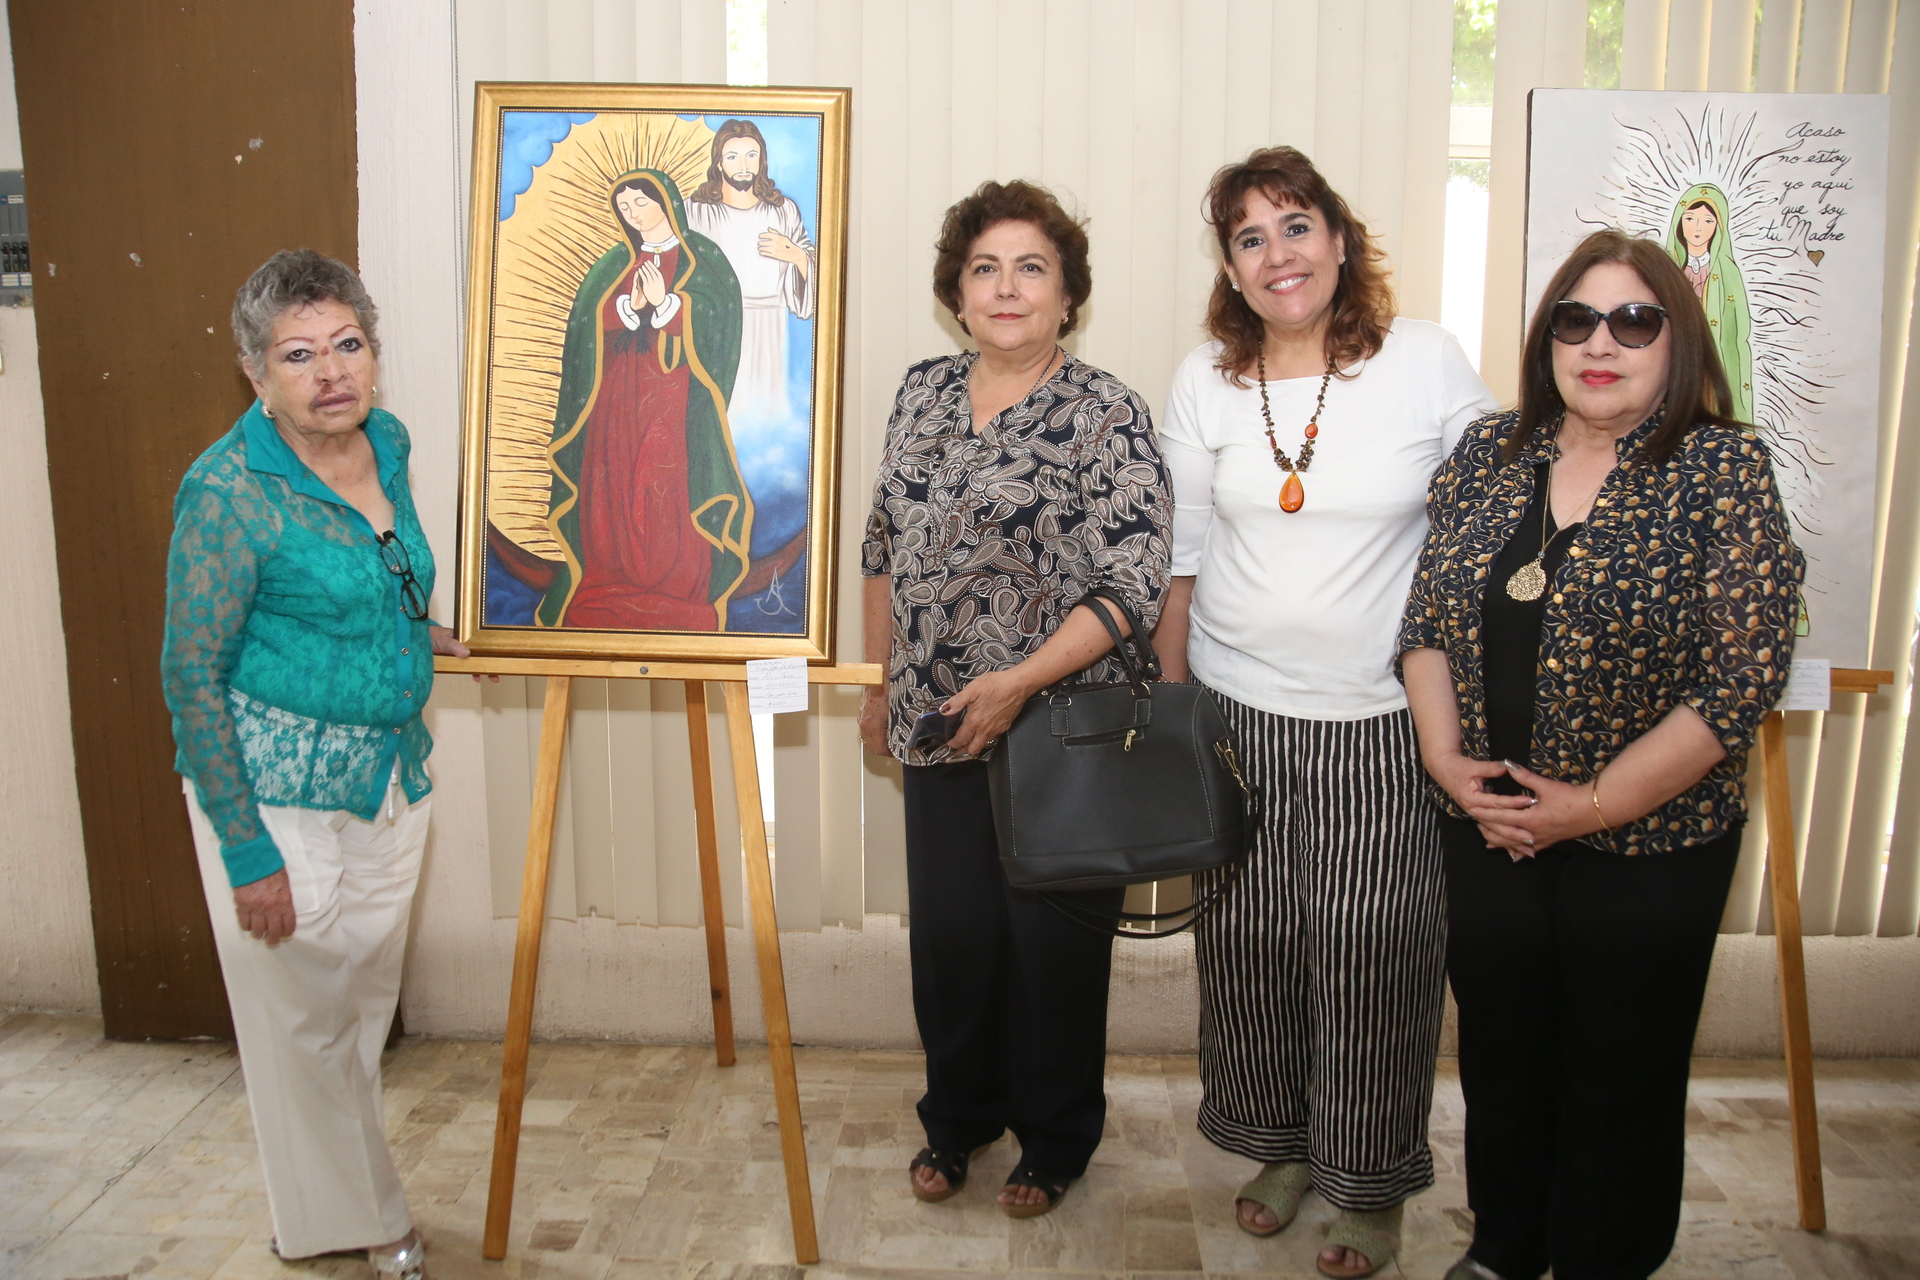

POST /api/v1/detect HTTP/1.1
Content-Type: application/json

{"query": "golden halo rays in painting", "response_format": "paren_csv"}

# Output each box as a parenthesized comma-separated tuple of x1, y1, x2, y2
(459, 84, 850, 663)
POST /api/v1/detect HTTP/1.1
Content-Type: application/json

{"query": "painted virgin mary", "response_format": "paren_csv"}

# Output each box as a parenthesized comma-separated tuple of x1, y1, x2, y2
(1666, 182, 1754, 423)
(537, 168, 751, 631)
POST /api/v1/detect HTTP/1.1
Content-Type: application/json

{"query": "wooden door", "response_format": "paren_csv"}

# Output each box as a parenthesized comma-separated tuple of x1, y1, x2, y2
(10, 0, 358, 1038)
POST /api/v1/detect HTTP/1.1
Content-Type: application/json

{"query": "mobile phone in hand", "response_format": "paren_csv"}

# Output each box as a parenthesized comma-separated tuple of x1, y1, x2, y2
(907, 707, 966, 751)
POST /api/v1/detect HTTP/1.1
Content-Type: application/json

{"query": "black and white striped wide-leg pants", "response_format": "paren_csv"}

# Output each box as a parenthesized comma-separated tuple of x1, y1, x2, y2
(1194, 695, 1447, 1212)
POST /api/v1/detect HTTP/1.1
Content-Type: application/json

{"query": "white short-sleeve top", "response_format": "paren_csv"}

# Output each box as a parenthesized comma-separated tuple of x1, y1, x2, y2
(1159, 318, 1498, 721)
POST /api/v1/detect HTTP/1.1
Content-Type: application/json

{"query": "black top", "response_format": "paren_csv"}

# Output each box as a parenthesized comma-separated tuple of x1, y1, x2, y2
(1482, 462, 1581, 794)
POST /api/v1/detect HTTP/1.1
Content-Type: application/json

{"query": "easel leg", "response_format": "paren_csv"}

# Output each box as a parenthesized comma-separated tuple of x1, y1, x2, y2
(483, 676, 574, 1260)
(684, 681, 737, 1067)
(721, 682, 820, 1264)
(1760, 711, 1827, 1231)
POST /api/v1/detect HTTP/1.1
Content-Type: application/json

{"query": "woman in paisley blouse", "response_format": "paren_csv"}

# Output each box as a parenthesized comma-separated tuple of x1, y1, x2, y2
(859, 180, 1172, 1218)
(1152, 146, 1497, 1279)
(163, 250, 471, 1279)
(1399, 229, 1802, 1280)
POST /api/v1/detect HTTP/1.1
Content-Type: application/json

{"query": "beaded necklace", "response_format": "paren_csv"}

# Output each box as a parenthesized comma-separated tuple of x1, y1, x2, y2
(1256, 349, 1334, 512)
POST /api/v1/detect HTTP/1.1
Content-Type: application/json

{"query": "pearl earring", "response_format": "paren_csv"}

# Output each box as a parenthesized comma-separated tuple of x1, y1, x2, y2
(262, 406, 274, 419)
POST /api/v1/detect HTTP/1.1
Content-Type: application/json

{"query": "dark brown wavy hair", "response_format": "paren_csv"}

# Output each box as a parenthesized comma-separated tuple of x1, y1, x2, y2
(1204, 147, 1394, 385)
(1505, 228, 1740, 466)
(690, 119, 785, 207)
(932, 180, 1092, 337)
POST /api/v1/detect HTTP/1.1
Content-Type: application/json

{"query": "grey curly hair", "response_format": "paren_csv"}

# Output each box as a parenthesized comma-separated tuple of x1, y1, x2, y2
(231, 248, 380, 374)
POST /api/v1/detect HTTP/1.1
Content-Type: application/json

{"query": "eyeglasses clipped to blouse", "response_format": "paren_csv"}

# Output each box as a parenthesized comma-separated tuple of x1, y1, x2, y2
(376, 530, 430, 622)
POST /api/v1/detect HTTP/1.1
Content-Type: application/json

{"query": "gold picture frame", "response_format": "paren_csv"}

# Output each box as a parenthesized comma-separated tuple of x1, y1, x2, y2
(457, 82, 849, 661)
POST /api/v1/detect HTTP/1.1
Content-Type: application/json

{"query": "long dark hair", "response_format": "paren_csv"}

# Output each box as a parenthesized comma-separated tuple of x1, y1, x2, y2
(690, 119, 785, 206)
(1506, 228, 1741, 466)
(1202, 146, 1395, 385)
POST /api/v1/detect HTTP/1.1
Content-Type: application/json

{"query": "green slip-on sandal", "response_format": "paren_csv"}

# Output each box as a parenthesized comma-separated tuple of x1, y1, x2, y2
(1235, 1160, 1313, 1236)
(1317, 1202, 1403, 1279)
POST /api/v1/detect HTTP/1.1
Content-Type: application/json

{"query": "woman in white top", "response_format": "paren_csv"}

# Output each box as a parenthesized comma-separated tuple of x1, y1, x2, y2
(1153, 147, 1497, 1279)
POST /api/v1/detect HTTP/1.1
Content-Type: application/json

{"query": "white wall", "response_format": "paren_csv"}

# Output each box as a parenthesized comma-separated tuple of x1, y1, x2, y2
(0, 1, 101, 1015)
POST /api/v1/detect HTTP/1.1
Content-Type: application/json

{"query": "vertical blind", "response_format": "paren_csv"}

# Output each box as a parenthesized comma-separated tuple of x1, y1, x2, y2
(456, 0, 1920, 939)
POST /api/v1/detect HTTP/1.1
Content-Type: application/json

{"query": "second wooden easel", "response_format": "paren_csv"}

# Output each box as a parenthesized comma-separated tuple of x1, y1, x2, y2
(436, 655, 883, 1266)
(1763, 665, 1891, 1232)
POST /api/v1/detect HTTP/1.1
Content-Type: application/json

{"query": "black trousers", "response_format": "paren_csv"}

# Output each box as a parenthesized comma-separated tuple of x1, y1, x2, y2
(902, 760, 1119, 1177)
(1441, 816, 1742, 1280)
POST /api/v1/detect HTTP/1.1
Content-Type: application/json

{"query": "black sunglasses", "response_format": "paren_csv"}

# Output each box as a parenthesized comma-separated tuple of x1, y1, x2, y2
(377, 531, 430, 622)
(1548, 300, 1668, 349)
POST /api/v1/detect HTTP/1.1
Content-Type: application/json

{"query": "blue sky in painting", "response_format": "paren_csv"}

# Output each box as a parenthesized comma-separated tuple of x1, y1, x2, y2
(497, 112, 597, 220)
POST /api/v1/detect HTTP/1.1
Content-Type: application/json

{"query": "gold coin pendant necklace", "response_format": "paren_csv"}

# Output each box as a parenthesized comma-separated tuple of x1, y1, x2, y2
(1507, 441, 1604, 602)
(1257, 350, 1334, 513)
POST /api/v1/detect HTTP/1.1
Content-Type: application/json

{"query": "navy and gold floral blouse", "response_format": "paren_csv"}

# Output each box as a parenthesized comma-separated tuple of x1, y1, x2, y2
(862, 351, 1173, 764)
(1397, 408, 1804, 854)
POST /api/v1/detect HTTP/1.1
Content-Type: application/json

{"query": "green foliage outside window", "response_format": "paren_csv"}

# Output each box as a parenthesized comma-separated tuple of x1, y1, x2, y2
(1453, 0, 1497, 107)
(1587, 0, 1623, 89)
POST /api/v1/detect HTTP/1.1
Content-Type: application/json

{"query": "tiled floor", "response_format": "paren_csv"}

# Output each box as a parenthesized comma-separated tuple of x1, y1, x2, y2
(1, 1011, 1915, 1280)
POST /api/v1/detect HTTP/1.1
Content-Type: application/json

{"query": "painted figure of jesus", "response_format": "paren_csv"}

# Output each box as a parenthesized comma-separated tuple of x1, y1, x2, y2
(687, 120, 816, 424)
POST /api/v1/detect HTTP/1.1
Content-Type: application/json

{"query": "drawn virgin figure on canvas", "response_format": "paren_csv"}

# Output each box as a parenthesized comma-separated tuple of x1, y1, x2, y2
(537, 168, 748, 631)
(1666, 183, 1755, 423)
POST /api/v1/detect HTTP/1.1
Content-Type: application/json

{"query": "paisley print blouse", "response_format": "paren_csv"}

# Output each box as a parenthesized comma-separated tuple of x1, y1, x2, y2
(1398, 408, 1804, 854)
(862, 351, 1174, 764)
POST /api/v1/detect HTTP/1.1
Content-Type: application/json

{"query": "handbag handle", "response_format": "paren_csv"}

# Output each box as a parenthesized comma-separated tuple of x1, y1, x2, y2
(1039, 866, 1243, 940)
(1037, 777, 1259, 940)
(1074, 585, 1163, 684)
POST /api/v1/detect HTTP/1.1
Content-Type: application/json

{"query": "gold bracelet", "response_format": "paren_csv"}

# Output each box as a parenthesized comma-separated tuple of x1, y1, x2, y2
(1591, 778, 1612, 834)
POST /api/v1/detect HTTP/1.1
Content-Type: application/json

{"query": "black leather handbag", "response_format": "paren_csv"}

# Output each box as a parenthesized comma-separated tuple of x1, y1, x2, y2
(987, 587, 1250, 936)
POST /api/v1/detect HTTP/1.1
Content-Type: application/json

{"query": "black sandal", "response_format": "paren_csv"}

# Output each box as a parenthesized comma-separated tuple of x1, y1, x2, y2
(908, 1147, 974, 1203)
(1000, 1166, 1073, 1218)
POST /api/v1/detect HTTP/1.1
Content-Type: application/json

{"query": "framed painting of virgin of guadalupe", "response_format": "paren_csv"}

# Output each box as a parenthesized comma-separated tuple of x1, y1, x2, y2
(456, 83, 849, 660)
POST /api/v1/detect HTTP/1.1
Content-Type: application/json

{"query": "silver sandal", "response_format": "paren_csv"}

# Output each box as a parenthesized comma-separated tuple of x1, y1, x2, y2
(1446, 1255, 1507, 1280)
(368, 1229, 428, 1280)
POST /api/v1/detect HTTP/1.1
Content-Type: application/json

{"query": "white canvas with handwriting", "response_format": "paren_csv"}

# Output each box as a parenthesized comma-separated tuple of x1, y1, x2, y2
(1526, 88, 1890, 667)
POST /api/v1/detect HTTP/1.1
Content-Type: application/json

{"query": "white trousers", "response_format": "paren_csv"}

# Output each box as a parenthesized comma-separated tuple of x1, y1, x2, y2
(185, 777, 429, 1258)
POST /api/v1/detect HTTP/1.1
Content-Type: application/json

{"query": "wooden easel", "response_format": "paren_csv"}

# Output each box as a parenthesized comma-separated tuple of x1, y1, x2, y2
(435, 655, 883, 1265)
(1763, 665, 1891, 1232)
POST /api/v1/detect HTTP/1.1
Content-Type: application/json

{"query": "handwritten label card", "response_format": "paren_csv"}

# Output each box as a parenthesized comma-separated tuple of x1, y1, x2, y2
(1783, 658, 1832, 712)
(746, 658, 810, 714)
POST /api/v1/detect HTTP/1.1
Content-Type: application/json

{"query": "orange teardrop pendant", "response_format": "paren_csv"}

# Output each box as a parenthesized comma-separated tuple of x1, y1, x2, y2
(1279, 472, 1305, 512)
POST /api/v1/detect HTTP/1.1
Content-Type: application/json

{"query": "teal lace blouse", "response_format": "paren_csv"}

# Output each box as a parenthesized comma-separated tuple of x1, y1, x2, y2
(162, 402, 438, 887)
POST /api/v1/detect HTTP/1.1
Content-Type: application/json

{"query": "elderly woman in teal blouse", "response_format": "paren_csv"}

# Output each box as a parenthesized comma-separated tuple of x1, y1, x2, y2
(162, 250, 467, 1280)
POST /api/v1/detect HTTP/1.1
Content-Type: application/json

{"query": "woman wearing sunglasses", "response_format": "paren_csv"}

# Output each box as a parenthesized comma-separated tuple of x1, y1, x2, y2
(1398, 228, 1802, 1280)
(161, 250, 468, 1278)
